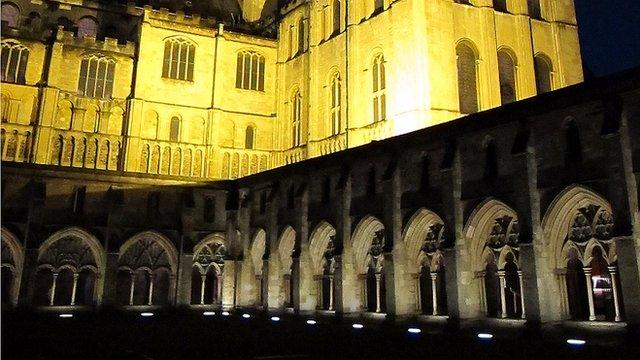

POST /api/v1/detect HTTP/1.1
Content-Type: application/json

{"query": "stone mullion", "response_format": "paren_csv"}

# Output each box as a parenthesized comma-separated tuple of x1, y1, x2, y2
(381, 164, 401, 315)
(334, 173, 351, 313)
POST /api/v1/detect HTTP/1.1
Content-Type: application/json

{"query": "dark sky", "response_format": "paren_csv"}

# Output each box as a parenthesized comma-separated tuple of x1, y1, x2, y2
(575, 0, 640, 76)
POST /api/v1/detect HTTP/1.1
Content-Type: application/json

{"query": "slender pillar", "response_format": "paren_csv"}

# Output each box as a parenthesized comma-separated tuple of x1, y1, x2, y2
(430, 272, 439, 316)
(608, 266, 623, 322)
(148, 273, 155, 306)
(255, 275, 262, 307)
(317, 277, 323, 309)
(375, 273, 382, 313)
(478, 272, 487, 315)
(128, 272, 135, 305)
(70, 273, 79, 306)
(498, 270, 507, 318)
(328, 275, 334, 311)
(200, 274, 207, 305)
(216, 274, 223, 304)
(414, 275, 422, 314)
(583, 267, 596, 321)
(49, 272, 59, 306)
(517, 270, 526, 319)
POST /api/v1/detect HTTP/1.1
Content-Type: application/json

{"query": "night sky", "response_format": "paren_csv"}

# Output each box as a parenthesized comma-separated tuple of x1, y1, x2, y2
(575, 0, 640, 76)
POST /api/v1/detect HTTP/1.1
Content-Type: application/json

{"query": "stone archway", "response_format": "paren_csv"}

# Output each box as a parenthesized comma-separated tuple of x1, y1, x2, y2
(542, 185, 622, 322)
(463, 199, 524, 319)
(351, 215, 385, 313)
(306, 221, 336, 311)
(1, 227, 23, 306)
(34, 227, 105, 307)
(117, 231, 178, 306)
(191, 234, 227, 306)
(267, 226, 295, 309)
(402, 208, 447, 315)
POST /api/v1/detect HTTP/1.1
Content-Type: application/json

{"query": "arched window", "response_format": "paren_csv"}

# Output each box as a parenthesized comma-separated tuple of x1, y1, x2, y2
(297, 18, 305, 55)
(162, 38, 195, 81)
(456, 42, 478, 114)
(534, 54, 553, 94)
(245, 125, 255, 149)
(1, 40, 29, 84)
(332, 0, 341, 34)
(291, 90, 302, 147)
(527, 0, 541, 19)
(498, 50, 517, 105)
(330, 72, 341, 136)
(77, 16, 98, 37)
(493, 0, 507, 12)
(1, 2, 20, 27)
(78, 55, 115, 98)
(235, 51, 265, 91)
(372, 54, 386, 122)
(170, 116, 181, 142)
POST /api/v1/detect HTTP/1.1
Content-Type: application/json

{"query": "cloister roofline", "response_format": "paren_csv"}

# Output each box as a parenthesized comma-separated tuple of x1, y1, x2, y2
(235, 66, 640, 185)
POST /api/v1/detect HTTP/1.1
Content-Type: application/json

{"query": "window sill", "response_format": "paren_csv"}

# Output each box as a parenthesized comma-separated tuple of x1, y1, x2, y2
(161, 77, 194, 84)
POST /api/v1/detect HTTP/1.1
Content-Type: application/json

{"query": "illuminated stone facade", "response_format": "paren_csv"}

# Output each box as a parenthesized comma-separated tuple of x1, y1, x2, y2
(1, 0, 582, 179)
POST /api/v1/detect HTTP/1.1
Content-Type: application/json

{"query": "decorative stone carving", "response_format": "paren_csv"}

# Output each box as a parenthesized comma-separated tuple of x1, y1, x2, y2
(420, 223, 444, 255)
(194, 242, 227, 274)
(39, 236, 97, 271)
(487, 215, 519, 249)
(119, 238, 172, 271)
(569, 205, 614, 244)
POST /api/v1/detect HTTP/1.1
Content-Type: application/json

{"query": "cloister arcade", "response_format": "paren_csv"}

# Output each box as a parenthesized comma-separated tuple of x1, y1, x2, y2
(0, 183, 635, 328)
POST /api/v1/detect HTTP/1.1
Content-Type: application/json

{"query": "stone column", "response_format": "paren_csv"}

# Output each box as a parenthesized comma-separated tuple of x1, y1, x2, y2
(200, 274, 206, 305)
(375, 273, 382, 313)
(49, 272, 59, 306)
(148, 273, 155, 306)
(328, 275, 334, 310)
(608, 266, 623, 322)
(316, 277, 323, 309)
(216, 274, 223, 304)
(414, 274, 421, 314)
(128, 272, 135, 305)
(583, 267, 596, 321)
(498, 270, 507, 318)
(517, 270, 526, 319)
(70, 273, 79, 306)
(478, 271, 487, 315)
(430, 272, 439, 316)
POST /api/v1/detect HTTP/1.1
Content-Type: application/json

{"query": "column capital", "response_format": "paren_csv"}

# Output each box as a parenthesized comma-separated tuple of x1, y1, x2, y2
(607, 266, 618, 274)
(583, 267, 592, 276)
(430, 272, 438, 280)
(497, 270, 506, 277)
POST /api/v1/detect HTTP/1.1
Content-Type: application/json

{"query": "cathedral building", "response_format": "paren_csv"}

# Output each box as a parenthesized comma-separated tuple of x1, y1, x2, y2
(2, 0, 639, 336)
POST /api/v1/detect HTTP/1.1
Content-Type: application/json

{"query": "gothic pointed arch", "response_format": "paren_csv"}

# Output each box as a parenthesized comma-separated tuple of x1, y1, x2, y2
(250, 228, 266, 276)
(193, 233, 227, 275)
(464, 199, 520, 272)
(277, 226, 296, 275)
(38, 227, 105, 275)
(402, 208, 445, 273)
(118, 231, 179, 274)
(542, 185, 613, 269)
(352, 215, 385, 274)
(308, 221, 336, 276)
(1, 227, 23, 305)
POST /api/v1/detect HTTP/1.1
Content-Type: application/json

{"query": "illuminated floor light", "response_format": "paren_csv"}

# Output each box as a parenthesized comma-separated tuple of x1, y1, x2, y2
(352, 323, 364, 329)
(271, 316, 281, 322)
(221, 311, 230, 316)
(477, 333, 493, 339)
(59, 313, 73, 318)
(203, 311, 216, 316)
(407, 328, 421, 334)
(140, 312, 154, 317)
(567, 339, 586, 346)
(242, 313, 251, 319)
(306, 319, 317, 325)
